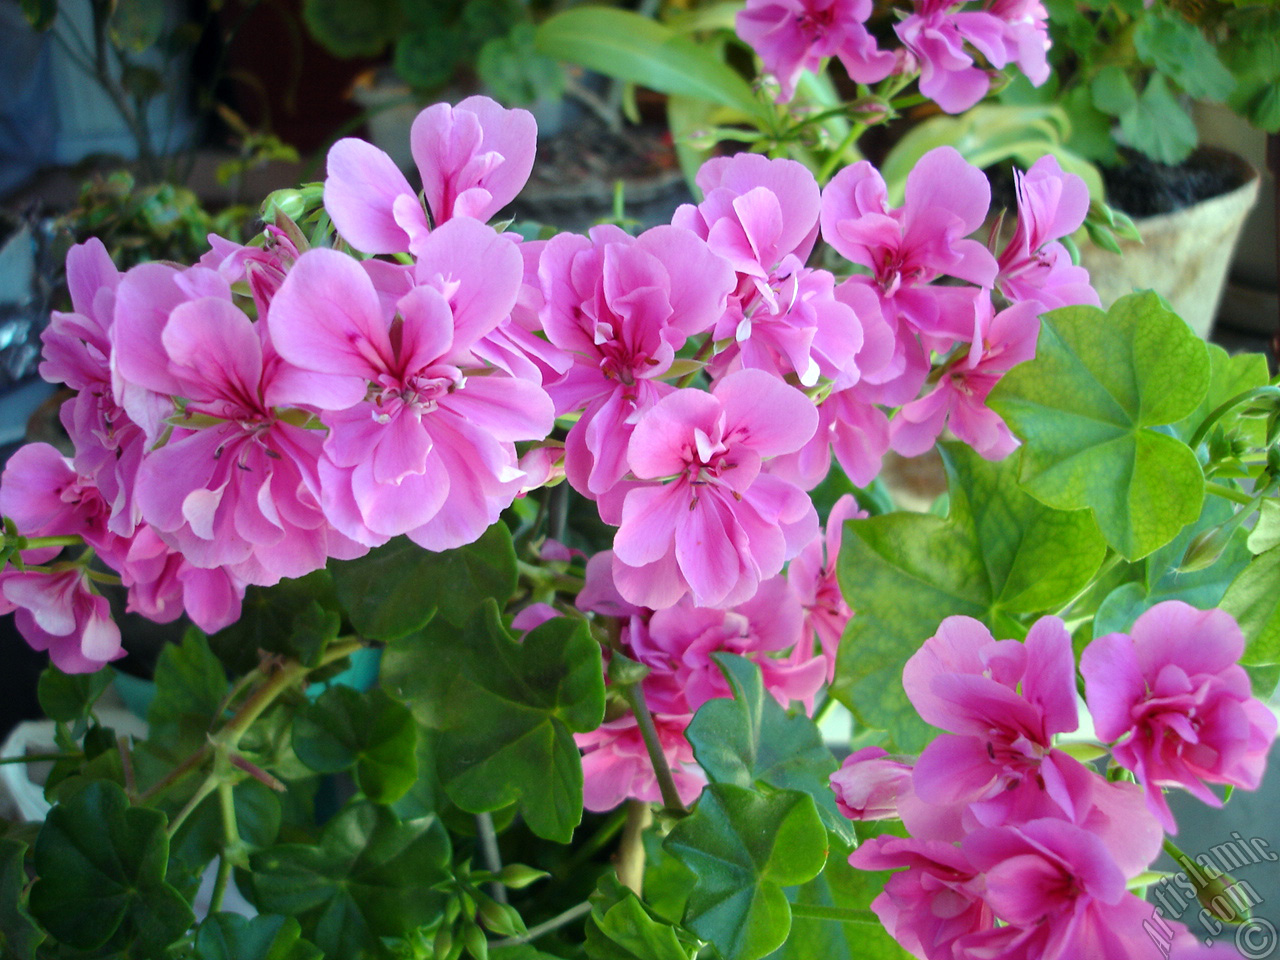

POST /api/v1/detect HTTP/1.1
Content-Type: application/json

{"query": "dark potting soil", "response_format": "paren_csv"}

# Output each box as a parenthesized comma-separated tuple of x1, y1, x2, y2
(1100, 147, 1246, 218)
(985, 146, 1247, 221)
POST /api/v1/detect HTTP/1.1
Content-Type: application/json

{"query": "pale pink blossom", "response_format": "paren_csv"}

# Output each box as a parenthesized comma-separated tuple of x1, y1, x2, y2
(787, 494, 859, 681)
(1, 569, 122, 674)
(202, 226, 301, 317)
(736, 0, 895, 102)
(324, 96, 535, 255)
(267, 225, 554, 551)
(1081, 601, 1278, 833)
(831, 746, 913, 820)
(576, 713, 704, 811)
(611, 369, 818, 610)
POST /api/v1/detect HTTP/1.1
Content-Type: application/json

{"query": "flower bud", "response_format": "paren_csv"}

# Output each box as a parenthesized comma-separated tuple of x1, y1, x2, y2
(830, 746, 912, 821)
(849, 97, 892, 126)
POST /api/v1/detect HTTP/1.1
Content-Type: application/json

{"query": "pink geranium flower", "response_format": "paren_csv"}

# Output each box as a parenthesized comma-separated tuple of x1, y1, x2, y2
(324, 95, 536, 255)
(539, 224, 735, 497)
(1, 569, 122, 674)
(787, 494, 860, 681)
(576, 713, 704, 812)
(611, 369, 818, 610)
(267, 223, 554, 551)
(831, 746, 913, 820)
(848, 835, 993, 960)
(995, 155, 1098, 311)
(736, 0, 895, 102)
(1081, 601, 1278, 832)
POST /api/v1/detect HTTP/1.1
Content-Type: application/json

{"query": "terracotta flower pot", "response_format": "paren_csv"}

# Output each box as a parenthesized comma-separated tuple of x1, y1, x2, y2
(1078, 148, 1260, 339)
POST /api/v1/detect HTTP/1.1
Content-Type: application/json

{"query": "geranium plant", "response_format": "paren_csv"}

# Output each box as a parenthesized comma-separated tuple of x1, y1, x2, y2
(2, 7, 1279, 960)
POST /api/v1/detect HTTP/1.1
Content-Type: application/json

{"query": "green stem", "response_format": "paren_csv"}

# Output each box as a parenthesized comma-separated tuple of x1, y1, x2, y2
(812, 694, 836, 726)
(616, 800, 652, 896)
(676, 337, 717, 389)
(491, 901, 593, 947)
(0, 752, 82, 765)
(209, 855, 233, 916)
(817, 121, 869, 184)
(1188, 385, 1280, 452)
(789, 903, 882, 924)
(477, 813, 509, 906)
(623, 683, 687, 816)
(166, 776, 218, 838)
(1206, 482, 1255, 506)
(1053, 550, 1122, 619)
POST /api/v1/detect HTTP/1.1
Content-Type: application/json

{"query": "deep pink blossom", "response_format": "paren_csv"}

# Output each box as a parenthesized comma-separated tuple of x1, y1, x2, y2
(959, 818, 1158, 960)
(895, 0, 1050, 115)
(736, 0, 895, 102)
(539, 224, 735, 497)
(611, 369, 818, 610)
(831, 746, 913, 820)
(629, 574, 824, 713)
(118, 526, 245, 633)
(996, 155, 1098, 311)
(324, 96, 535, 255)
(848, 835, 993, 960)
(890, 297, 1040, 459)
(1081, 601, 1277, 832)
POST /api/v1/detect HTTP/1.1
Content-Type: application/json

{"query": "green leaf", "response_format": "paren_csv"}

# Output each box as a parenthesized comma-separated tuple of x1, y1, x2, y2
(37, 665, 113, 724)
(1248, 501, 1280, 556)
(293, 686, 419, 804)
(394, 26, 467, 90)
(382, 602, 604, 842)
(209, 570, 342, 673)
(0, 839, 42, 960)
(478, 23, 565, 106)
(585, 874, 696, 960)
(194, 913, 322, 960)
(1090, 65, 1137, 116)
(109, 0, 165, 51)
(664, 784, 828, 960)
(29, 781, 193, 954)
(1172, 345, 1270, 448)
(1221, 545, 1280, 666)
(687, 655, 851, 846)
(251, 804, 451, 959)
(331, 524, 517, 641)
(988, 292, 1210, 561)
(147, 628, 230, 757)
(1093, 496, 1253, 636)
(832, 445, 1107, 750)
(536, 8, 771, 125)
(1132, 12, 1235, 102)
(302, 0, 399, 57)
(1118, 75, 1199, 165)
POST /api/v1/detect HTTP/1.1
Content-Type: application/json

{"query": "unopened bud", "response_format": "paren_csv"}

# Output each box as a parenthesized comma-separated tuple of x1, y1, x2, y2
(497, 864, 549, 889)
(849, 97, 892, 126)
(1179, 524, 1234, 573)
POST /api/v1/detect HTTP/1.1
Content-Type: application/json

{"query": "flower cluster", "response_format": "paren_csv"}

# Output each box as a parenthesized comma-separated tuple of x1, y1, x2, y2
(835, 602, 1276, 959)
(737, 0, 1050, 111)
(0, 95, 1095, 681)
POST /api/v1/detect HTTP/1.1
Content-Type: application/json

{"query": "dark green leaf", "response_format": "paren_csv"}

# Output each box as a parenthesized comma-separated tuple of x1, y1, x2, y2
(384, 603, 604, 841)
(394, 27, 467, 90)
(478, 24, 566, 107)
(302, 0, 399, 57)
(293, 686, 419, 804)
(989, 292, 1210, 560)
(833, 445, 1107, 750)
(209, 571, 342, 673)
(664, 784, 827, 960)
(251, 804, 451, 959)
(0, 839, 42, 960)
(687, 655, 850, 846)
(29, 781, 193, 953)
(37, 665, 113, 724)
(331, 524, 517, 641)
(1222, 545, 1280, 666)
(147, 628, 229, 756)
(194, 912, 322, 960)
